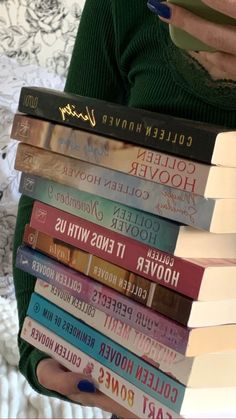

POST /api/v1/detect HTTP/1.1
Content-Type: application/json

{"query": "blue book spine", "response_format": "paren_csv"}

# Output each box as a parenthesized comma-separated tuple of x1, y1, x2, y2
(27, 292, 185, 413)
(16, 245, 188, 353)
(19, 172, 181, 253)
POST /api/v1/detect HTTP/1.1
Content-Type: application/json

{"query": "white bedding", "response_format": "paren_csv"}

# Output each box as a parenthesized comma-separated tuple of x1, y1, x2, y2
(0, 53, 67, 299)
(0, 296, 110, 419)
(0, 54, 110, 419)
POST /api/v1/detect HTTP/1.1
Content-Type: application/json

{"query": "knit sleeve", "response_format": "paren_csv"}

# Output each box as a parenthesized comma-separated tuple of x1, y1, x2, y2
(65, 0, 127, 104)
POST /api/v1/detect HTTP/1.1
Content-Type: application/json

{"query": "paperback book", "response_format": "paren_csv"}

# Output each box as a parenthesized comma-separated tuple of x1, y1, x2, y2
(21, 171, 233, 256)
(15, 143, 236, 233)
(23, 223, 178, 308)
(27, 292, 186, 413)
(23, 223, 236, 302)
(22, 225, 236, 327)
(35, 277, 236, 388)
(17, 86, 236, 166)
(35, 277, 195, 385)
(21, 316, 179, 419)
(16, 245, 236, 357)
(26, 292, 236, 417)
(11, 113, 236, 198)
(15, 244, 190, 354)
(33, 259, 236, 327)
(30, 200, 236, 268)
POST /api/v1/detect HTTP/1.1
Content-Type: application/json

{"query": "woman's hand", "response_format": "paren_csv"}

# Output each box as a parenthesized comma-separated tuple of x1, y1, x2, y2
(147, 0, 236, 80)
(37, 358, 138, 418)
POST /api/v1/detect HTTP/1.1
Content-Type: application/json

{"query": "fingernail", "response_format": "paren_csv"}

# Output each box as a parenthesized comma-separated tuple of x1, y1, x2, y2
(77, 379, 96, 393)
(147, 1, 172, 19)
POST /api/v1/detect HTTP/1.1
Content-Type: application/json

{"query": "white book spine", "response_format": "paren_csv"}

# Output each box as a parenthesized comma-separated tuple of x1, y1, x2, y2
(35, 278, 193, 385)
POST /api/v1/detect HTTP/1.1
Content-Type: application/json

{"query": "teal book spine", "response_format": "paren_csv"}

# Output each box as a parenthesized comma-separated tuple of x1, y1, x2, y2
(19, 172, 181, 253)
(22, 316, 179, 419)
(27, 292, 185, 413)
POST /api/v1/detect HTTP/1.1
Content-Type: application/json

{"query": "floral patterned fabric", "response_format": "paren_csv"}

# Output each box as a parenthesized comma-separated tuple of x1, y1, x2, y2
(0, 54, 66, 298)
(0, 0, 85, 294)
(0, 54, 66, 205)
(0, 2, 111, 417)
(0, 0, 85, 208)
(0, 0, 84, 77)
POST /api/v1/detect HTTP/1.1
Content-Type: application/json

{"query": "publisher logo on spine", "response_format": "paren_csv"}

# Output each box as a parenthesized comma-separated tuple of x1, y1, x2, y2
(23, 176, 35, 192)
(35, 207, 47, 224)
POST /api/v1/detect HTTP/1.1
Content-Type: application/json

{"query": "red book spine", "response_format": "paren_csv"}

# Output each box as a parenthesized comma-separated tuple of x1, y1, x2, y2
(30, 200, 203, 297)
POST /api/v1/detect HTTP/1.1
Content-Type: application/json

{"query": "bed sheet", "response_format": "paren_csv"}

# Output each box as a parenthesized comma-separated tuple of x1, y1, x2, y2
(0, 54, 110, 419)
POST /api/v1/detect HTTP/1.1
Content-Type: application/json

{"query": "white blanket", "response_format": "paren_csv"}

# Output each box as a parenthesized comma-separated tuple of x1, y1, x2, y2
(0, 296, 110, 419)
(0, 54, 110, 419)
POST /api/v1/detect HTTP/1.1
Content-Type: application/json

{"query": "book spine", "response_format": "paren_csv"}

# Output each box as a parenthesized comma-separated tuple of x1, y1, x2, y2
(18, 86, 218, 163)
(29, 200, 203, 299)
(27, 292, 186, 413)
(21, 316, 179, 419)
(24, 224, 193, 325)
(23, 224, 156, 307)
(12, 113, 212, 197)
(15, 142, 215, 230)
(35, 278, 193, 385)
(23, 223, 91, 270)
(16, 245, 189, 354)
(19, 171, 184, 255)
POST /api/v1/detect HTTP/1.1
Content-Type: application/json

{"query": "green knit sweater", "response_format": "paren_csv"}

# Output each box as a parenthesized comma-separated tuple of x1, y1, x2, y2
(13, 0, 236, 400)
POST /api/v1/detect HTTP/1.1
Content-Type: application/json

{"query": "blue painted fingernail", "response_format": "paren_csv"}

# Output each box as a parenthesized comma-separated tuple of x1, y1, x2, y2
(77, 379, 96, 393)
(147, 1, 172, 19)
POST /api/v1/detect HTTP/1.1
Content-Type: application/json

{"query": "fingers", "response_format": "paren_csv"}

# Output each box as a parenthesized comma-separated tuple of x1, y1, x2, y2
(201, 0, 236, 19)
(37, 359, 138, 418)
(69, 391, 138, 418)
(36, 358, 96, 396)
(160, 3, 236, 55)
(70, 390, 112, 409)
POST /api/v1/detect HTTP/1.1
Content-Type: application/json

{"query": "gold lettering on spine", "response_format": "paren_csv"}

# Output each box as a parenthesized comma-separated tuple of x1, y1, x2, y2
(58, 104, 96, 127)
(101, 113, 193, 149)
(23, 94, 38, 109)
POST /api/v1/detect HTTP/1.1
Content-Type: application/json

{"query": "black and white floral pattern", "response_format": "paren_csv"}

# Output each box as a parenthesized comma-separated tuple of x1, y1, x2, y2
(0, 3, 112, 417)
(0, 0, 84, 76)
(0, 0, 84, 291)
(0, 2, 111, 416)
(0, 0, 85, 203)
(0, 54, 66, 205)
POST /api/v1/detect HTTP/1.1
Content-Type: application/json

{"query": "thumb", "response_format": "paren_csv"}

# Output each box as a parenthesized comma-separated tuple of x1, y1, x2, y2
(36, 358, 96, 396)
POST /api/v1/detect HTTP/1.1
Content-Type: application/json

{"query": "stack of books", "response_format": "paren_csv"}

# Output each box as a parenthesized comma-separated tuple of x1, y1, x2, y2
(12, 86, 236, 418)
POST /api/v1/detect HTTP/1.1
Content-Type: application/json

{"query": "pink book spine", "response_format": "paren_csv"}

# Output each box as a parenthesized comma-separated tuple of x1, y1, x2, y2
(30, 200, 202, 296)
(35, 278, 191, 385)
(21, 316, 179, 419)
(16, 245, 188, 353)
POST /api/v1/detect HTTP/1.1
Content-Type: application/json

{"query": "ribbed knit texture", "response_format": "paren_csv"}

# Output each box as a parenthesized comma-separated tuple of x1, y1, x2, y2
(13, 0, 236, 399)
